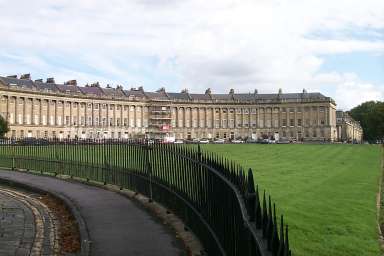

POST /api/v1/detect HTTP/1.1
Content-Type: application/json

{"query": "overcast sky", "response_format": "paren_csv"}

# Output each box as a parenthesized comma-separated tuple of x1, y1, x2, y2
(0, 0, 383, 109)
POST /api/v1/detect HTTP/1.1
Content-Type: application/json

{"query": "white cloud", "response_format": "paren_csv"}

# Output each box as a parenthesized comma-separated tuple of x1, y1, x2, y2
(0, 0, 383, 109)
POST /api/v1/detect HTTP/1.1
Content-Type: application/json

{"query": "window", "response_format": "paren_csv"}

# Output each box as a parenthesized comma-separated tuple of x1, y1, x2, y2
(289, 108, 294, 113)
(298, 119, 302, 126)
(297, 107, 302, 112)
(290, 119, 294, 127)
(282, 119, 287, 127)
(282, 131, 286, 137)
(65, 116, 70, 125)
(124, 118, 128, 126)
(319, 106, 325, 112)
(320, 129, 325, 137)
(274, 119, 278, 127)
(313, 130, 317, 137)
(110, 118, 113, 126)
(320, 119, 325, 125)
(95, 104, 99, 110)
(110, 105, 114, 110)
(281, 107, 286, 112)
(306, 119, 310, 126)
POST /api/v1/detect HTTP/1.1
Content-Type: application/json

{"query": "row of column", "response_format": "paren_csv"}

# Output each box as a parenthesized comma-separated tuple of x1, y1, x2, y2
(4, 96, 147, 128)
(172, 106, 328, 129)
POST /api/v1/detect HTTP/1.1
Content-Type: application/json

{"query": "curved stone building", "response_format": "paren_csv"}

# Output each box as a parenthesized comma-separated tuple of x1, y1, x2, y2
(0, 74, 338, 141)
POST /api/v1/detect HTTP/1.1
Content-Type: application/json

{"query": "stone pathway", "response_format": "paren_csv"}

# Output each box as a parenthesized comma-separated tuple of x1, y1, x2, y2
(0, 170, 186, 256)
(0, 186, 60, 256)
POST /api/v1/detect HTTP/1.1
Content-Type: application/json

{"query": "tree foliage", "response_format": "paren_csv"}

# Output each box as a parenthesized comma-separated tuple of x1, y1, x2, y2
(349, 101, 384, 142)
(0, 115, 9, 138)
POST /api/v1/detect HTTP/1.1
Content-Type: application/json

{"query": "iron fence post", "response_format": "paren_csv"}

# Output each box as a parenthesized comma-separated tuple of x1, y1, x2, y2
(146, 141, 153, 202)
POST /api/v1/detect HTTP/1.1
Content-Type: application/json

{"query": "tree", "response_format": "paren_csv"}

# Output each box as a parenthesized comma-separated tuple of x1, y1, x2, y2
(349, 101, 384, 142)
(0, 115, 9, 138)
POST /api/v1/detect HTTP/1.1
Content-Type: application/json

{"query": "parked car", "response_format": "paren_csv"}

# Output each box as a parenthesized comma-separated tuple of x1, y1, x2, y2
(199, 138, 210, 144)
(174, 139, 184, 144)
(231, 139, 244, 144)
(213, 138, 225, 144)
(245, 138, 258, 143)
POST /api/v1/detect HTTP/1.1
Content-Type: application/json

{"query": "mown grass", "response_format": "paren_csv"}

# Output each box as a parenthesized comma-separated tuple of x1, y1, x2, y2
(202, 144, 382, 256)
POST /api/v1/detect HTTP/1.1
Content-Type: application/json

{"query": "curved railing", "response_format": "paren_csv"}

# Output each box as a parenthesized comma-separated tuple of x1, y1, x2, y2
(0, 139, 291, 256)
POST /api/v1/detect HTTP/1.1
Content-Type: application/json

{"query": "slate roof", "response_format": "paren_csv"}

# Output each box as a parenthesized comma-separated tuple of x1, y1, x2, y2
(56, 84, 83, 94)
(101, 87, 126, 98)
(0, 75, 331, 103)
(78, 86, 105, 96)
(167, 92, 191, 100)
(1, 76, 35, 89)
(144, 91, 170, 101)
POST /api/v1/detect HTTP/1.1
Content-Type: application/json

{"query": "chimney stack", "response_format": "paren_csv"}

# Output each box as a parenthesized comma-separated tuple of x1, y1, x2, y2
(229, 88, 234, 94)
(20, 74, 31, 80)
(35, 79, 43, 83)
(46, 78, 55, 83)
(6, 75, 17, 78)
(205, 88, 211, 94)
(64, 80, 77, 86)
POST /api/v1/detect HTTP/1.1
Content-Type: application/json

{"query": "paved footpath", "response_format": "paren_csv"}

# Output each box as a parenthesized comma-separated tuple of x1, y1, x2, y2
(0, 169, 185, 256)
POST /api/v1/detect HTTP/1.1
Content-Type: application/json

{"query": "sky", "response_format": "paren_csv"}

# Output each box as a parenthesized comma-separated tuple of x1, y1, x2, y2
(0, 0, 383, 110)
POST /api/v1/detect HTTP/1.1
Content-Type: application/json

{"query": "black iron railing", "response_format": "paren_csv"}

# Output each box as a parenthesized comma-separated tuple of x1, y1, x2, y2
(0, 138, 291, 256)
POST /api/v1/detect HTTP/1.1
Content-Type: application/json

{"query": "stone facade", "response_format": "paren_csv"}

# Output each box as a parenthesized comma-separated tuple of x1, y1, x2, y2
(336, 111, 363, 143)
(0, 74, 338, 141)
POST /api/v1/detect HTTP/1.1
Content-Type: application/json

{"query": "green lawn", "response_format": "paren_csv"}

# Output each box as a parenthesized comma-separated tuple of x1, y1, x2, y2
(202, 144, 382, 256)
